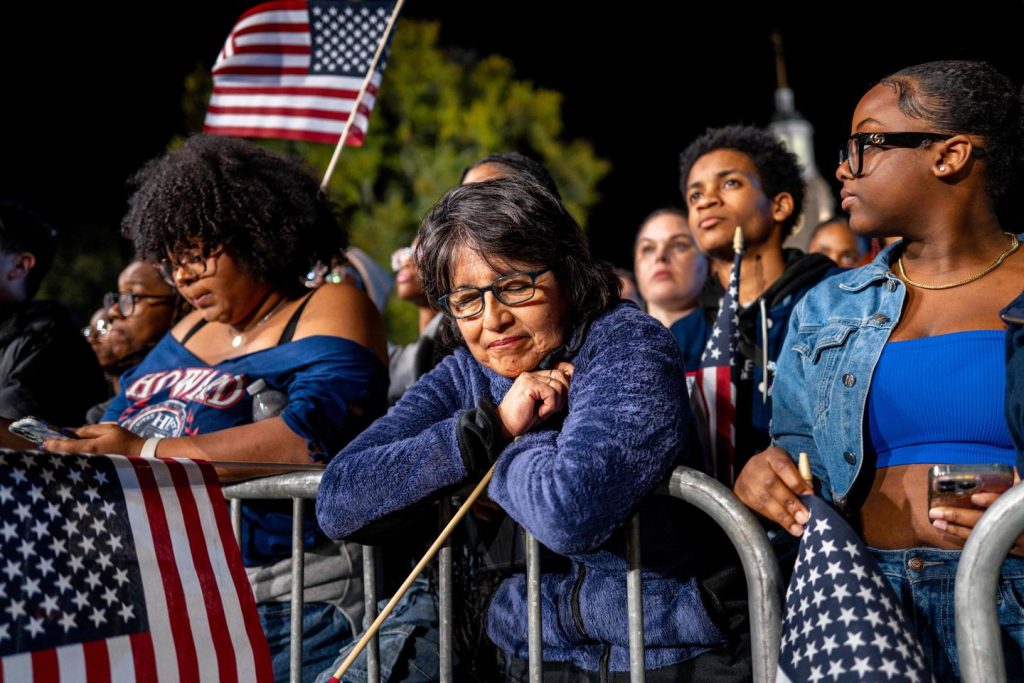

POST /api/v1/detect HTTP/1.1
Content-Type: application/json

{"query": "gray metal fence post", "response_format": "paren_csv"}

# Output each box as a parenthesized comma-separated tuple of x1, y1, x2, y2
(666, 467, 783, 683)
(525, 529, 543, 683)
(290, 497, 306, 683)
(439, 498, 454, 683)
(362, 545, 380, 683)
(956, 483, 1024, 683)
(625, 513, 645, 683)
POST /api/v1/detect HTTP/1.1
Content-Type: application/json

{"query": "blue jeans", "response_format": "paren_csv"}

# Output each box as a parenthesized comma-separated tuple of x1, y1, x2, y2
(870, 547, 1024, 682)
(258, 601, 355, 683)
(314, 577, 440, 683)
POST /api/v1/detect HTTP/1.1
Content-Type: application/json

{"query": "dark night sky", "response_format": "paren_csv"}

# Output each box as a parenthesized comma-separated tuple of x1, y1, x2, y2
(3, 2, 1023, 269)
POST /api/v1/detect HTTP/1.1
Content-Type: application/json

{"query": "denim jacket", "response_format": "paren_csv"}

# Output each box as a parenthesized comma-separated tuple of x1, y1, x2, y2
(770, 236, 1024, 515)
(1004, 289, 1024, 466)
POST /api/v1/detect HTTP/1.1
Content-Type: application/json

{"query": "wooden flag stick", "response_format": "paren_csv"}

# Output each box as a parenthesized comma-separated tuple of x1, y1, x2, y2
(798, 452, 813, 487)
(320, 0, 406, 190)
(328, 461, 498, 682)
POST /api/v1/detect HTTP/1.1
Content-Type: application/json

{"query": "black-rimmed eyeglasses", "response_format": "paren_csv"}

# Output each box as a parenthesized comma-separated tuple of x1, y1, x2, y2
(839, 132, 953, 177)
(157, 247, 223, 284)
(103, 291, 175, 317)
(438, 268, 550, 319)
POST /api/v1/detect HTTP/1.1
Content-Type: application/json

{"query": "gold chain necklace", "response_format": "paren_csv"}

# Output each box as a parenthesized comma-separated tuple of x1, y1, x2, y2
(230, 295, 290, 348)
(897, 232, 1020, 290)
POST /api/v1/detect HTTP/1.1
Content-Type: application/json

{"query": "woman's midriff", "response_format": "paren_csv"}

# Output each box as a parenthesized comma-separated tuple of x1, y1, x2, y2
(860, 463, 965, 550)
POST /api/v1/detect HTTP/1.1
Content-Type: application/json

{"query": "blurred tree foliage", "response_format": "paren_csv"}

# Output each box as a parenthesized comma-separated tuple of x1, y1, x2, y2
(38, 222, 131, 325)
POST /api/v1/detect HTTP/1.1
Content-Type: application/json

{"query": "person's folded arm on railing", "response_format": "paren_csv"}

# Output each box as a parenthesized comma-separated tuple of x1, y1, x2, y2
(316, 354, 479, 541)
(486, 307, 688, 556)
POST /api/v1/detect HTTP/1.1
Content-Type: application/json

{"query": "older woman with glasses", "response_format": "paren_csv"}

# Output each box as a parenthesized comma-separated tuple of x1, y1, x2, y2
(46, 134, 389, 681)
(317, 176, 741, 681)
(733, 60, 1024, 679)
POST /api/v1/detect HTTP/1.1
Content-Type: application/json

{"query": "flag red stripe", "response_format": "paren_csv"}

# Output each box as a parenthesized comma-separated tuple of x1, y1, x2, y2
(714, 368, 734, 479)
(30, 650, 58, 680)
(213, 84, 378, 98)
(207, 104, 370, 119)
(237, 0, 306, 21)
(231, 44, 310, 56)
(204, 124, 365, 145)
(195, 463, 276, 683)
(234, 22, 309, 37)
(213, 66, 311, 76)
(131, 460, 200, 682)
(164, 460, 238, 683)
(83, 639, 111, 683)
(130, 632, 158, 681)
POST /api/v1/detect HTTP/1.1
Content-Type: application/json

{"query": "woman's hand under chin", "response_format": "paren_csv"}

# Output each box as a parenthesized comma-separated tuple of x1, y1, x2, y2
(496, 361, 574, 438)
(43, 423, 146, 457)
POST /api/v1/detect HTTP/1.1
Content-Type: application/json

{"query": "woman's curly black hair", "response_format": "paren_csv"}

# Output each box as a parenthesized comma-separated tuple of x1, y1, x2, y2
(122, 135, 345, 296)
(416, 175, 621, 350)
(678, 124, 806, 239)
(880, 60, 1023, 203)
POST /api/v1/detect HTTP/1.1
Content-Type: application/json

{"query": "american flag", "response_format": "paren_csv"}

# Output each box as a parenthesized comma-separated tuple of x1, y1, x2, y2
(0, 451, 272, 682)
(204, 0, 397, 146)
(778, 496, 931, 683)
(689, 246, 742, 484)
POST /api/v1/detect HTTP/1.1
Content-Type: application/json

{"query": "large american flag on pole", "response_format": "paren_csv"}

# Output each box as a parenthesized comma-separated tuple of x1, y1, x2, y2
(205, 0, 396, 146)
(778, 496, 931, 683)
(689, 245, 742, 485)
(0, 451, 273, 682)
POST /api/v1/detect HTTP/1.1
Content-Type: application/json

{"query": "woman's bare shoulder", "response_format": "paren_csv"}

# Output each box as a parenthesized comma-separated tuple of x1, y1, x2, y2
(293, 283, 389, 361)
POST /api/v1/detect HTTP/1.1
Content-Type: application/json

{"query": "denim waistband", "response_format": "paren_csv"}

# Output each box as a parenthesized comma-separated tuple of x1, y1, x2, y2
(869, 547, 1024, 580)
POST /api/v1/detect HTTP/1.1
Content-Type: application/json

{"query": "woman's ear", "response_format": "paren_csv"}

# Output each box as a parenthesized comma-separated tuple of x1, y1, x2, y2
(934, 135, 974, 177)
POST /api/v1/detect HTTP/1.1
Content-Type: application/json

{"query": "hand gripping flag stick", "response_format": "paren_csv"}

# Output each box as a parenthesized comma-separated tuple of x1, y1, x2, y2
(327, 460, 499, 682)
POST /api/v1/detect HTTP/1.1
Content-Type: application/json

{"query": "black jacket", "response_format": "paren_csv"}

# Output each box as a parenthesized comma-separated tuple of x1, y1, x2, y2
(0, 300, 108, 426)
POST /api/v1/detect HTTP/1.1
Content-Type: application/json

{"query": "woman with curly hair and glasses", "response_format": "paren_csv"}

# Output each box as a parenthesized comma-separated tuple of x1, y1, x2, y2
(734, 60, 1024, 679)
(47, 134, 389, 681)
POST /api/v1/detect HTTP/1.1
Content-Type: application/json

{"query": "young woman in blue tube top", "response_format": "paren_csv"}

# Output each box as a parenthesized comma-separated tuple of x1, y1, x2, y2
(733, 60, 1024, 680)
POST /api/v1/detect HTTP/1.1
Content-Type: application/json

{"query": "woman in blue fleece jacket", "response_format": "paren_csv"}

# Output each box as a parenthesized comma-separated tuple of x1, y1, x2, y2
(316, 176, 737, 680)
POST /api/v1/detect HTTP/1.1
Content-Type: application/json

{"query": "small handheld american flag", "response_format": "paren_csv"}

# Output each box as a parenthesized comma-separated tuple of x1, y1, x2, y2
(689, 227, 743, 485)
(778, 495, 932, 683)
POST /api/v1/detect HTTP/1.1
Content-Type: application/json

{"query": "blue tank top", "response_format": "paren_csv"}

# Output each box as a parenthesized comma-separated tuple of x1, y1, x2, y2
(867, 330, 1014, 468)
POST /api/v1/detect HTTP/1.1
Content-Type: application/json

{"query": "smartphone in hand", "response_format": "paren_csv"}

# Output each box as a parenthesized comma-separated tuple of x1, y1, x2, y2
(9, 416, 79, 446)
(928, 464, 1014, 510)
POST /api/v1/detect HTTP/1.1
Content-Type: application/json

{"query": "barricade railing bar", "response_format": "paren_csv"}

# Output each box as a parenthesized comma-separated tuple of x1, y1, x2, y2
(955, 482, 1024, 683)
(223, 466, 784, 683)
(665, 467, 783, 682)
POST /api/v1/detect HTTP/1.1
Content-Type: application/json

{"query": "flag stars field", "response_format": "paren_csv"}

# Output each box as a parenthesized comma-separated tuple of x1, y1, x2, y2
(0, 452, 147, 661)
(778, 496, 931, 682)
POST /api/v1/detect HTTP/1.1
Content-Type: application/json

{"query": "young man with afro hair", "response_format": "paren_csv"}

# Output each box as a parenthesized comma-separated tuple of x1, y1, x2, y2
(679, 125, 835, 479)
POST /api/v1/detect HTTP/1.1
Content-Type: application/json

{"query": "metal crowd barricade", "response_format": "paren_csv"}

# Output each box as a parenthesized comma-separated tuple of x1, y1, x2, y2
(955, 482, 1024, 683)
(222, 465, 783, 683)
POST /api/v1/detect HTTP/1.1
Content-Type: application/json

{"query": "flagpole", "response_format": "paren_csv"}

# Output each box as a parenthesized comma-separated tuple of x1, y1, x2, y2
(320, 0, 406, 191)
(327, 462, 498, 682)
